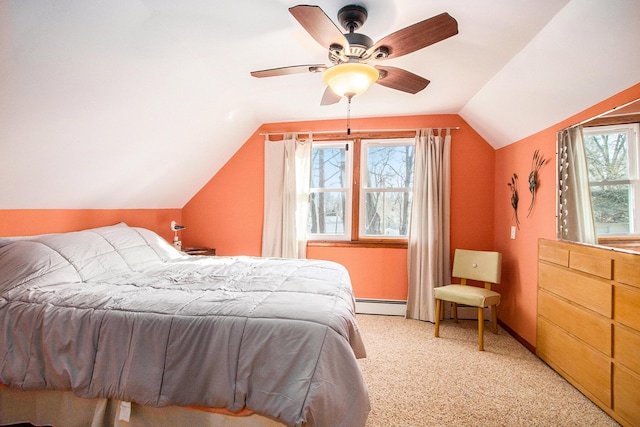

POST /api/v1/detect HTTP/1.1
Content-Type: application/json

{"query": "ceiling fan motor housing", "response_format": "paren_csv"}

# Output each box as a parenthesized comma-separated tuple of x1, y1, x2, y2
(332, 6, 388, 63)
(338, 4, 368, 32)
(329, 32, 374, 63)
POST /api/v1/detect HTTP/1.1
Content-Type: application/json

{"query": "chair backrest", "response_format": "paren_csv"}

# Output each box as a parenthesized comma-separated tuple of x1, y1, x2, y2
(452, 249, 502, 284)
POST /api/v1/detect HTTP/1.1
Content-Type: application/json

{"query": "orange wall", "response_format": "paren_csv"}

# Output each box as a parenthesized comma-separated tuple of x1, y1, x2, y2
(308, 246, 408, 300)
(183, 114, 496, 301)
(493, 83, 640, 347)
(0, 209, 181, 243)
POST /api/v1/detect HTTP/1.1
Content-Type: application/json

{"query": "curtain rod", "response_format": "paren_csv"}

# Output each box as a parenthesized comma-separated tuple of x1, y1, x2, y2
(259, 127, 460, 137)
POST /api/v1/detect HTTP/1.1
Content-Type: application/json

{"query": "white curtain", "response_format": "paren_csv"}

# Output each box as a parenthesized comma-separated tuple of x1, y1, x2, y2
(557, 127, 597, 244)
(262, 133, 312, 258)
(406, 128, 451, 323)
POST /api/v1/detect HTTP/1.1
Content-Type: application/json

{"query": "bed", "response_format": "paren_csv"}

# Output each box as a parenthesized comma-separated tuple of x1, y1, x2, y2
(0, 223, 369, 427)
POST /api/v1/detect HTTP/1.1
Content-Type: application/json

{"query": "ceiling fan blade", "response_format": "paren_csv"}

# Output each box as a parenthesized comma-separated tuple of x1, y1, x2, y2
(366, 12, 458, 60)
(251, 64, 327, 78)
(375, 66, 430, 94)
(289, 5, 349, 49)
(320, 86, 342, 106)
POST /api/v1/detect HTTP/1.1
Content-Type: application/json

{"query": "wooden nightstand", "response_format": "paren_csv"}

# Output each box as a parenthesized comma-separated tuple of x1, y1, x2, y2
(183, 247, 216, 256)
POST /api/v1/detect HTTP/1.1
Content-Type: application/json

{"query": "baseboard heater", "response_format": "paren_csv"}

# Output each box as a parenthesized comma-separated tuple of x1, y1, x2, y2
(355, 299, 406, 316)
(356, 298, 491, 320)
(355, 299, 491, 320)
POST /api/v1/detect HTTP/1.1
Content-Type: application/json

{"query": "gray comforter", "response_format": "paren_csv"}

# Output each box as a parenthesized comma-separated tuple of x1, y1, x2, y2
(0, 223, 369, 427)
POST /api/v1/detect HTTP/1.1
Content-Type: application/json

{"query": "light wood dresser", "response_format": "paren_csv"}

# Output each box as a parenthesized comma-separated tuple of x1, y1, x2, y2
(537, 239, 640, 427)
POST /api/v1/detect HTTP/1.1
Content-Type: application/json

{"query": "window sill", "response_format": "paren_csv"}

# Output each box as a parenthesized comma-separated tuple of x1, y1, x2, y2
(307, 240, 408, 249)
(597, 235, 640, 252)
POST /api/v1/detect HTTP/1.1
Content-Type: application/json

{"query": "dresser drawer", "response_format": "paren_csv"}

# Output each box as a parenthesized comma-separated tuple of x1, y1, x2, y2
(539, 241, 569, 266)
(537, 317, 612, 407)
(615, 325, 640, 374)
(614, 365, 640, 425)
(569, 250, 613, 279)
(616, 285, 640, 331)
(616, 259, 640, 289)
(538, 262, 612, 317)
(538, 290, 611, 355)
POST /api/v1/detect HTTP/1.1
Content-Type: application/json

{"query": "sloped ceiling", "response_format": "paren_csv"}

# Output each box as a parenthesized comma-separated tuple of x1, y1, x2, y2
(1, 0, 639, 209)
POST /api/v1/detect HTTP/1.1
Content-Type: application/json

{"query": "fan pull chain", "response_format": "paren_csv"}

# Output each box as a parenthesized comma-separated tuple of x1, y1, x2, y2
(346, 95, 352, 136)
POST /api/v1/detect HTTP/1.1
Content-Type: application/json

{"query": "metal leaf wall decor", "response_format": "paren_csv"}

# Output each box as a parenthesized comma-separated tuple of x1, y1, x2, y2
(508, 173, 520, 229)
(527, 149, 546, 217)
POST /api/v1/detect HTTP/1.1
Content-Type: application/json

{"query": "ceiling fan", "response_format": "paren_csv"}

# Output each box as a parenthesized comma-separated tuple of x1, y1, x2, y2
(250, 4, 459, 105)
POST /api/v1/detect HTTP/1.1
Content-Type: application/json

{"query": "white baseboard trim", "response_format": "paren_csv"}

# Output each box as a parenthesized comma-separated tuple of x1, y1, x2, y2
(355, 299, 406, 316)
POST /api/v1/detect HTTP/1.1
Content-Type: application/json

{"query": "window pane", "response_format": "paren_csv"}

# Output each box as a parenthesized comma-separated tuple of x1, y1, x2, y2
(590, 183, 631, 234)
(311, 146, 347, 189)
(584, 131, 629, 181)
(308, 191, 346, 235)
(363, 191, 412, 237)
(365, 145, 414, 188)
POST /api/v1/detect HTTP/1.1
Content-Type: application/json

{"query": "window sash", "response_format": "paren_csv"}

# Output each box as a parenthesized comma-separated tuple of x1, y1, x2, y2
(308, 141, 352, 240)
(359, 138, 414, 239)
(360, 190, 413, 237)
(583, 124, 638, 180)
(583, 124, 640, 235)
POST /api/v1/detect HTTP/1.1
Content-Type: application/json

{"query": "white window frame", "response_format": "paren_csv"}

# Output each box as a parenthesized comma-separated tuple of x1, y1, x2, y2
(583, 123, 640, 235)
(307, 141, 353, 241)
(359, 138, 415, 239)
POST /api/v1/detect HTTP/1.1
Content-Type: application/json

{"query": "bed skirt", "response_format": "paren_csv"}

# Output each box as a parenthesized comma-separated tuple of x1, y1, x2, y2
(0, 386, 286, 427)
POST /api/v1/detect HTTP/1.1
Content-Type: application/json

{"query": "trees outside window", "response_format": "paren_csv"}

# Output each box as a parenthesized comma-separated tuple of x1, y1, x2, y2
(583, 124, 640, 235)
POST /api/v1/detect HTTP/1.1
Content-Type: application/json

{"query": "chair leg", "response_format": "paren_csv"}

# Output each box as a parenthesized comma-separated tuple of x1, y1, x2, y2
(477, 307, 484, 351)
(434, 299, 441, 337)
(491, 305, 498, 334)
(452, 302, 458, 323)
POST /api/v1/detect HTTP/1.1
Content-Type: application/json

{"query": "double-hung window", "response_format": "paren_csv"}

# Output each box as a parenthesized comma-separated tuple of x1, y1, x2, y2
(360, 138, 414, 238)
(583, 123, 640, 235)
(308, 141, 353, 240)
(307, 136, 415, 243)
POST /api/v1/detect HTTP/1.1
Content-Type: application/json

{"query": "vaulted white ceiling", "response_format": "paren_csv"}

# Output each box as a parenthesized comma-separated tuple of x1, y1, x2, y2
(1, 0, 639, 209)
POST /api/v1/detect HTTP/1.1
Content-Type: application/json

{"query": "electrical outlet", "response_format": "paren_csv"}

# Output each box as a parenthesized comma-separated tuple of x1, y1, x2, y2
(510, 226, 516, 239)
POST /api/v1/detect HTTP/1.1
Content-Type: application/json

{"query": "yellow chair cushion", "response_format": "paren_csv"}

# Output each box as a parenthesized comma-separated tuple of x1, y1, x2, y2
(434, 284, 500, 307)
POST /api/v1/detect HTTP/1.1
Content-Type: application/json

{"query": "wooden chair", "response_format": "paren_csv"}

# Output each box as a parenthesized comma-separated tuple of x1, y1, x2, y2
(434, 249, 502, 351)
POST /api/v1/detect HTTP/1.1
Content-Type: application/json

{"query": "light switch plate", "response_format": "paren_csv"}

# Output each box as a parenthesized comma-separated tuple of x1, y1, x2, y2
(510, 226, 516, 239)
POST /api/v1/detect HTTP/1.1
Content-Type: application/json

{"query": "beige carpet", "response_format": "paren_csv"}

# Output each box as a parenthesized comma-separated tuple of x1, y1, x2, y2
(356, 314, 620, 427)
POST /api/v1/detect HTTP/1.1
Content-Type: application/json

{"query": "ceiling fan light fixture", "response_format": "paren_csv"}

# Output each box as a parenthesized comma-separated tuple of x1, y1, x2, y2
(322, 63, 379, 98)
